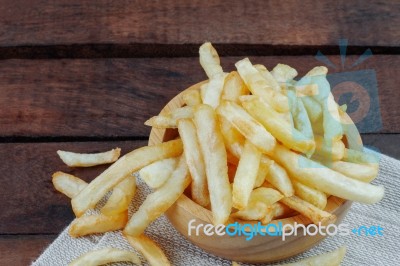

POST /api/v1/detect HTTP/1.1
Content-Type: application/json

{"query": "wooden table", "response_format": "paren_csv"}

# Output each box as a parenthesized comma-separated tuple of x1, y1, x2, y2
(0, 1, 398, 264)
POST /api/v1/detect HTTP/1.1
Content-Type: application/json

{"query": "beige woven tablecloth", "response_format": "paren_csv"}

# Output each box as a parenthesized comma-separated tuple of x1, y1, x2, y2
(32, 151, 400, 266)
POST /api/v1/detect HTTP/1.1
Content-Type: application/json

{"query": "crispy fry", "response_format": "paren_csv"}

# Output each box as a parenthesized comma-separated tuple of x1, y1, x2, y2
(328, 161, 378, 183)
(292, 180, 327, 209)
(261, 202, 293, 224)
(235, 58, 289, 112)
(178, 118, 209, 207)
(124, 156, 190, 236)
(301, 96, 322, 123)
(232, 140, 262, 210)
(182, 89, 202, 106)
(277, 246, 346, 266)
(271, 63, 298, 83)
(222, 71, 249, 103)
(124, 234, 170, 266)
(139, 158, 178, 189)
(69, 248, 141, 266)
(280, 196, 335, 225)
(242, 96, 315, 155)
(231, 187, 283, 220)
(194, 105, 232, 225)
(216, 101, 276, 154)
(313, 135, 345, 161)
(101, 175, 136, 216)
(219, 115, 245, 159)
(72, 139, 183, 217)
(199, 42, 224, 78)
(273, 143, 384, 204)
(343, 148, 379, 165)
(264, 162, 294, 198)
(201, 73, 227, 108)
(57, 148, 121, 167)
(253, 64, 281, 91)
(69, 211, 128, 238)
(52, 172, 88, 198)
(287, 90, 314, 141)
(144, 106, 194, 128)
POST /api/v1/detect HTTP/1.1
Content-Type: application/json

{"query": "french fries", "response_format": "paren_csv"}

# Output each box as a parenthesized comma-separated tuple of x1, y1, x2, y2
(232, 140, 262, 210)
(144, 106, 194, 128)
(52, 172, 88, 198)
(101, 175, 136, 216)
(280, 196, 335, 225)
(182, 89, 202, 106)
(69, 248, 141, 266)
(287, 90, 314, 141)
(72, 139, 183, 217)
(328, 161, 378, 183)
(264, 161, 294, 197)
(201, 73, 228, 108)
(241, 96, 315, 155)
(273, 144, 384, 204)
(216, 101, 276, 154)
(222, 71, 249, 103)
(178, 118, 209, 207)
(194, 105, 232, 225)
(139, 158, 178, 189)
(69, 212, 128, 238)
(292, 180, 327, 209)
(231, 187, 283, 220)
(313, 135, 345, 161)
(219, 115, 245, 159)
(199, 42, 224, 78)
(124, 156, 190, 236)
(271, 63, 298, 83)
(57, 148, 121, 167)
(343, 148, 379, 165)
(124, 234, 170, 266)
(261, 202, 293, 224)
(235, 58, 289, 112)
(277, 246, 346, 266)
(253, 64, 281, 91)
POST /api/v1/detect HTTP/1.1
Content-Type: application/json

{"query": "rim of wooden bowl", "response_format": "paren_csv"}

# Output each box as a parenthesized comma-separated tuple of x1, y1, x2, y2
(148, 80, 360, 229)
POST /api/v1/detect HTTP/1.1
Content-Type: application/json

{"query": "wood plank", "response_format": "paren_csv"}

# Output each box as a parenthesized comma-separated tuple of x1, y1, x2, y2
(0, 0, 398, 49)
(0, 141, 147, 234)
(0, 55, 398, 136)
(0, 235, 55, 266)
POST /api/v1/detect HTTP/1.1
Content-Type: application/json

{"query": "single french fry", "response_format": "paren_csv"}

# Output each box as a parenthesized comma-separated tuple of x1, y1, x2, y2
(232, 140, 262, 210)
(139, 158, 178, 189)
(280, 196, 335, 225)
(52, 172, 88, 198)
(261, 202, 293, 224)
(253, 64, 281, 91)
(301, 96, 322, 123)
(241, 96, 315, 155)
(343, 148, 379, 165)
(263, 160, 294, 197)
(194, 105, 232, 225)
(199, 42, 224, 78)
(287, 90, 314, 141)
(178, 118, 209, 207)
(277, 246, 346, 266)
(271, 63, 298, 83)
(101, 175, 136, 216)
(216, 101, 276, 154)
(124, 156, 190, 236)
(313, 135, 345, 161)
(124, 234, 170, 266)
(272, 143, 384, 204)
(182, 89, 202, 106)
(253, 159, 270, 188)
(69, 211, 128, 238)
(69, 248, 141, 266)
(292, 180, 327, 209)
(231, 187, 283, 220)
(222, 71, 249, 103)
(72, 139, 183, 217)
(144, 106, 194, 128)
(235, 58, 289, 112)
(57, 148, 121, 167)
(329, 161, 378, 183)
(219, 115, 245, 159)
(201, 73, 227, 108)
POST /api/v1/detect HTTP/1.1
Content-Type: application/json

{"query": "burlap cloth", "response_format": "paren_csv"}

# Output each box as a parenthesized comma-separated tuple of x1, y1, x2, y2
(32, 152, 400, 265)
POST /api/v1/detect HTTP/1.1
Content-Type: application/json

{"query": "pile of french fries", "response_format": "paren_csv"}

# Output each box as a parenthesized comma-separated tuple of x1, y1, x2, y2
(52, 42, 383, 265)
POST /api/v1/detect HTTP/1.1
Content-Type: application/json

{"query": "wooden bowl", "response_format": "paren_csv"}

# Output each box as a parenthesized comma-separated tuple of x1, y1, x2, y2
(148, 81, 359, 263)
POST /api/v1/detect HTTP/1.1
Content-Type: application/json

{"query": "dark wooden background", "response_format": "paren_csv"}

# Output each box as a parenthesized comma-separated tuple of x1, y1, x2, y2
(0, 1, 399, 265)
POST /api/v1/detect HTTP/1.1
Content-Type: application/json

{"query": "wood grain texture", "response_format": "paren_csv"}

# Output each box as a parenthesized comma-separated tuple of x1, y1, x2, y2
(0, 0, 398, 48)
(0, 141, 147, 234)
(0, 235, 55, 266)
(0, 55, 398, 137)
